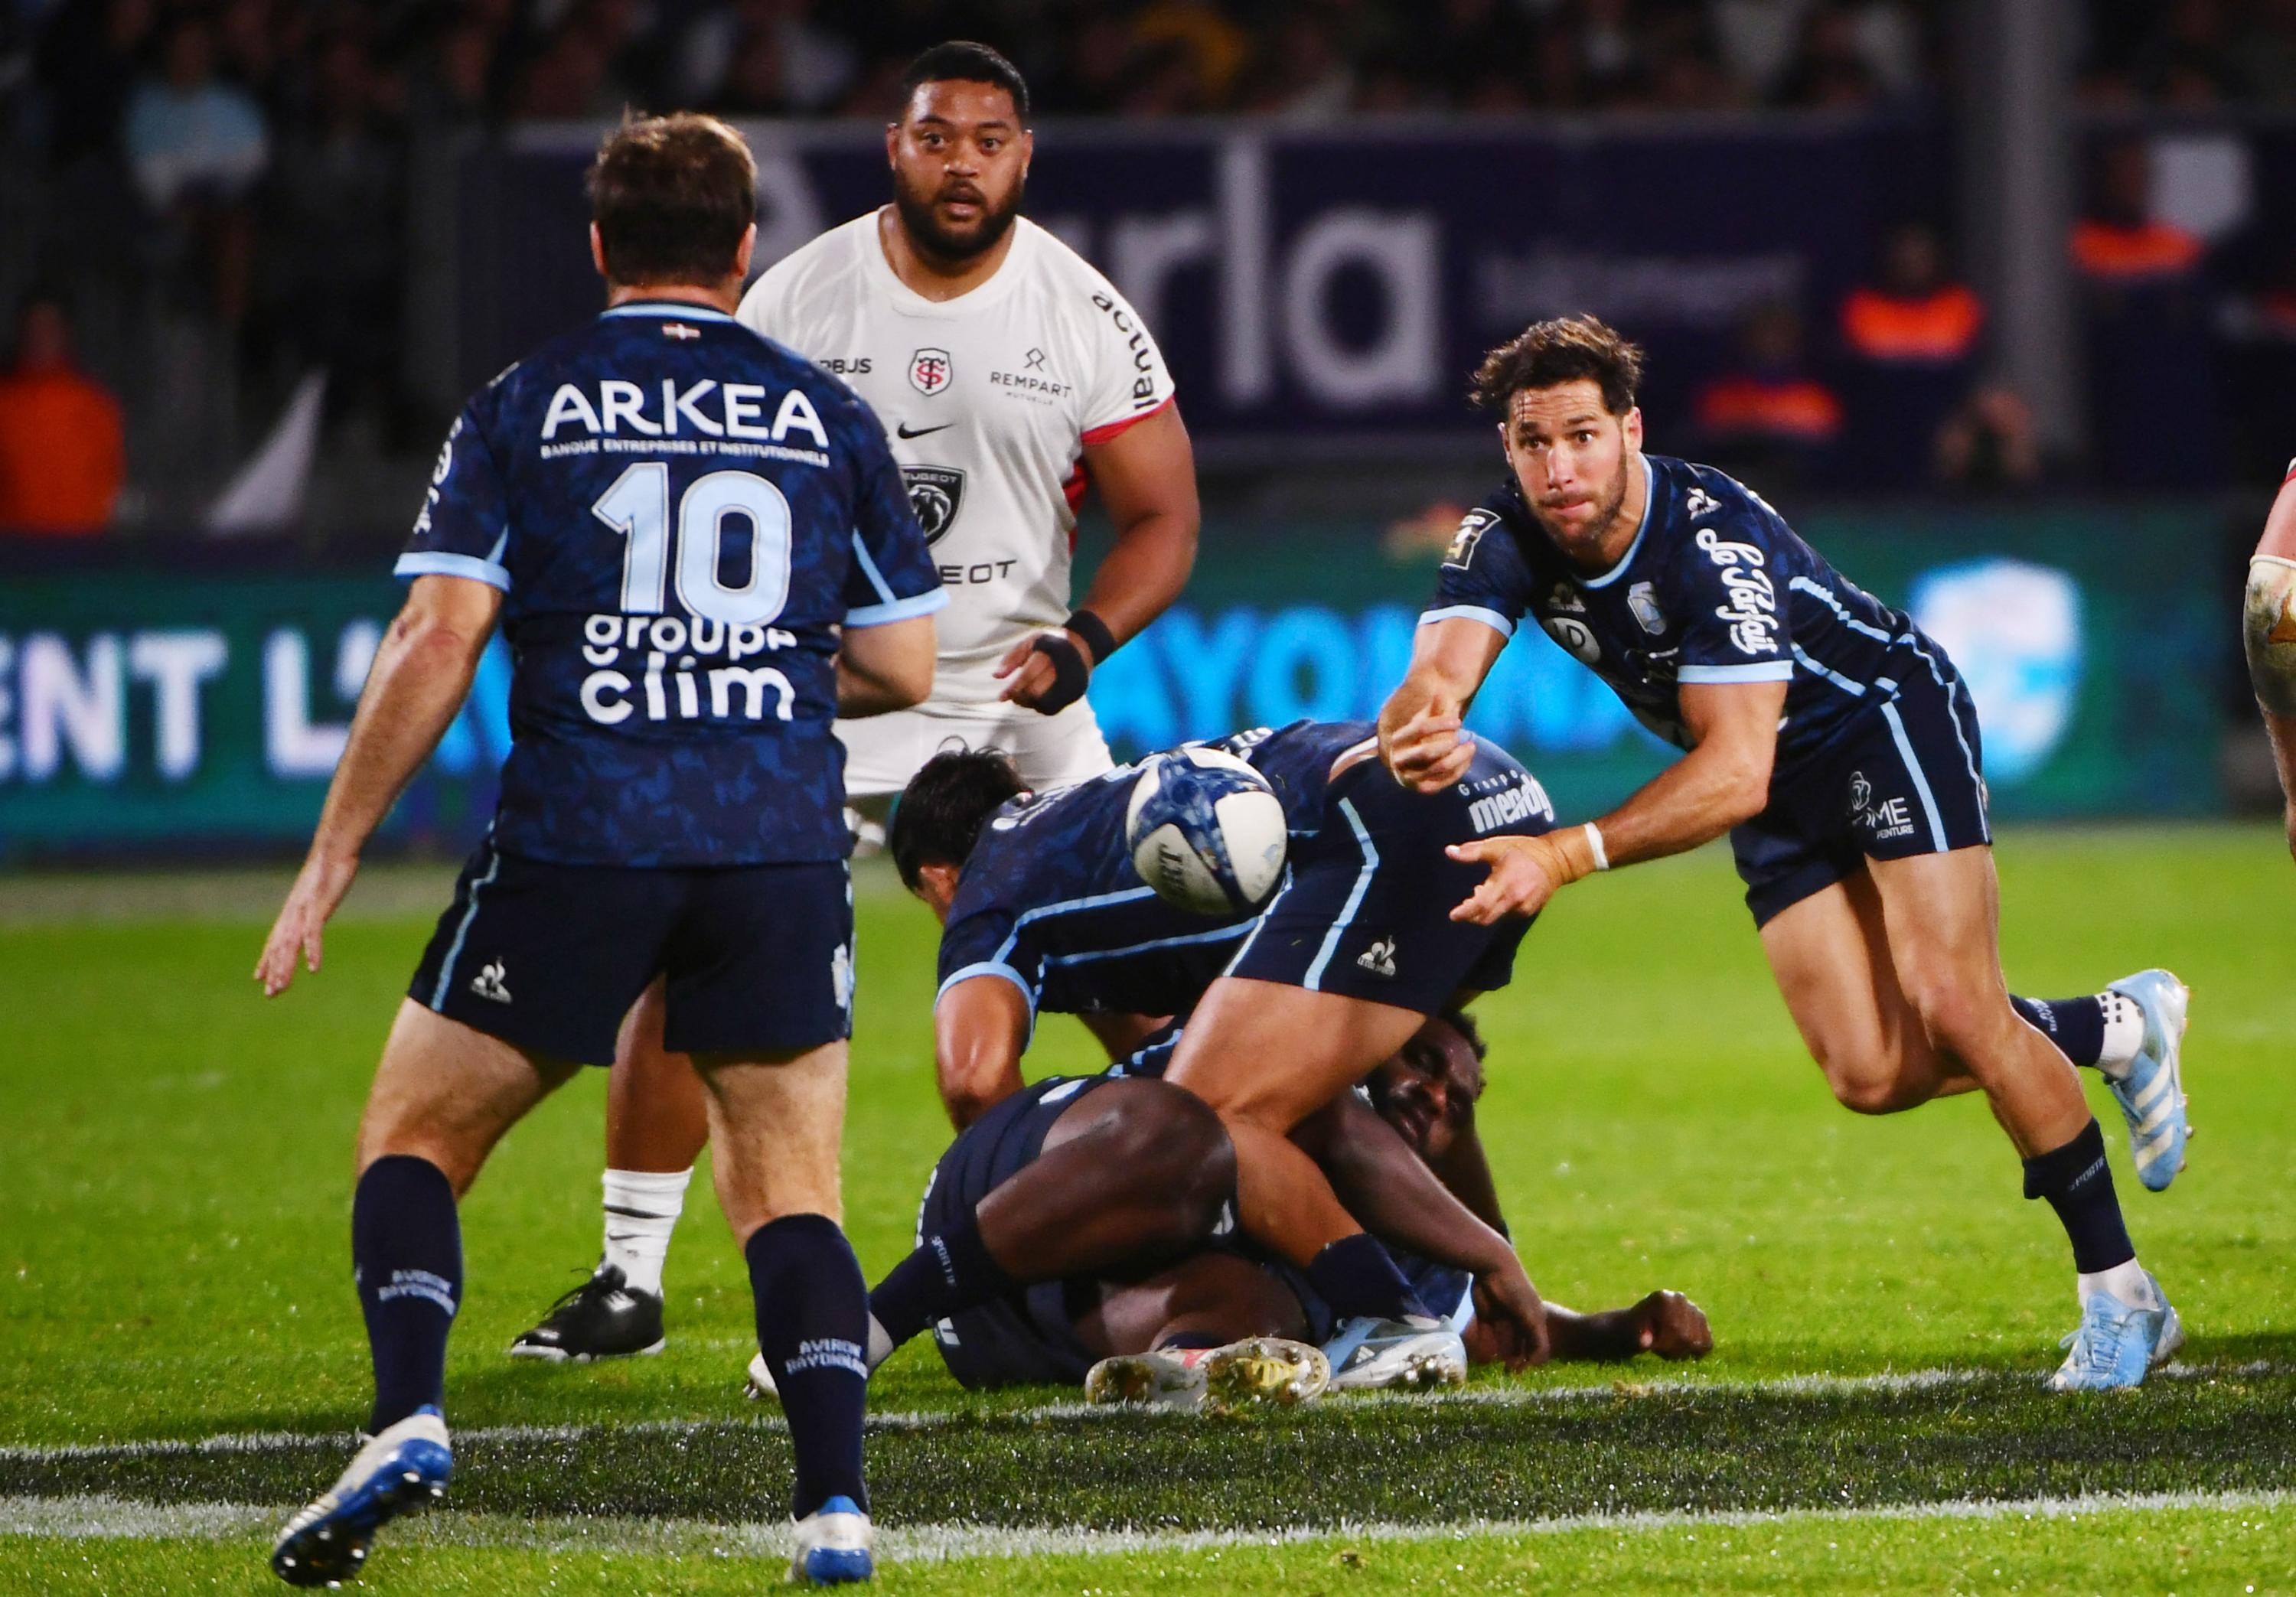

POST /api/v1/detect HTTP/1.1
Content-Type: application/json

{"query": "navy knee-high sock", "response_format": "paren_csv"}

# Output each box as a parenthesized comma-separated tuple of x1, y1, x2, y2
(1307, 1233, 1432, 1323)
(2023, 1119, 2136, 1274)
(351, 1155, 462, 1435)
(2011, 996, 2108, 1068)
(748, 1214, 870, 1519)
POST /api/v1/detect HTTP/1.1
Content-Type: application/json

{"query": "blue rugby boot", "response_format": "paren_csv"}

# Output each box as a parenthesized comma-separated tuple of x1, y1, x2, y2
(1322, 1315, 1467, 1392)
(791, 1495, 873, 1585)
(2047, 1272, 2183, 1392)
(271, 1407, 452, 1586)
(2105, 970, 2190, 1191)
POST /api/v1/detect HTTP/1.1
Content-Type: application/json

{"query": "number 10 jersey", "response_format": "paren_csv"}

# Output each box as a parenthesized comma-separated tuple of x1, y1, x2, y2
(396, 299, 946, 868)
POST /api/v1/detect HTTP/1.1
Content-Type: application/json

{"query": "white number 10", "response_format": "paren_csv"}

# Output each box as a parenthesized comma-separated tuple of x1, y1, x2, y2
(592, 462, 794, 626)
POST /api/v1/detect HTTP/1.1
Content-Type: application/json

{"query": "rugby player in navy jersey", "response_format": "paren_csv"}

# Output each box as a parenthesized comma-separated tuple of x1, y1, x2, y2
(1378, 316, 2190, 1392)
(854, 724, 1562, 1390)
(848, 1005, 1710, 1406)
(253, 115, 943, 1586)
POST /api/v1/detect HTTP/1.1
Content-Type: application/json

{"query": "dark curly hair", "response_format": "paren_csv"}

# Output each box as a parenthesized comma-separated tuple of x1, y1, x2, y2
(1469, 315, 1644, 418)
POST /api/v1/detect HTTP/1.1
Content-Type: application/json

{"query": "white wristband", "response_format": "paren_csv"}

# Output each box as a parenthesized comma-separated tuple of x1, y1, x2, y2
(1581, 821, 1609, 872)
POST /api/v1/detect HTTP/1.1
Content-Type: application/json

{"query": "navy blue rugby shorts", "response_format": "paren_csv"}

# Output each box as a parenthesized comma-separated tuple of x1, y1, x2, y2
(1732, 662, 1991, 928)
(1225, 738, 1554, 1014)
(918, 1074, 1117, 1390)
(407, 838, 854, 1065)
(918, 1071, 1331, 1389)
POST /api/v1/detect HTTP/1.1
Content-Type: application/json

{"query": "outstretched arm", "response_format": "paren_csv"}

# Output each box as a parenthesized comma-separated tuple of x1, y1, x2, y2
(996, 403, 1199, 712)
(1449, 676, 1786, 924)
(2245, 468, 2296, 862)
(256, 575, 501, 995)
(1468, 1290, 1712, 1365)
(1378, 618, 1507, 792)
(1293, 1092, 1548, 1367)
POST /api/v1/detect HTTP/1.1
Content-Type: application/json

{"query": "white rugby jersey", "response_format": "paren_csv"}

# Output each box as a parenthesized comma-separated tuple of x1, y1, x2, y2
(738, 213, 1176, 705)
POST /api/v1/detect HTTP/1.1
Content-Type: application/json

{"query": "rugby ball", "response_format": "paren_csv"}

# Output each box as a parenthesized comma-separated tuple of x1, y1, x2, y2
(1124, 747, 1289, 916)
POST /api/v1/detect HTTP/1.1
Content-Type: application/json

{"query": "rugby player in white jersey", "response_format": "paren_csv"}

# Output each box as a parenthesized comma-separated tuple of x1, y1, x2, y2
(511, 41, 1202, 1362)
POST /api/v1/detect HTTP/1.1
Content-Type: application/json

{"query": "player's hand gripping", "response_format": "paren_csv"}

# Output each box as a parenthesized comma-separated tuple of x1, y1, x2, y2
(1470, 1256, 1551, 1370)
(1446, 827, 1601, 924)
(1382, 690, 1476, 794)
(255, 847, 360, 996)
(1629, 1289, 1714, 1361)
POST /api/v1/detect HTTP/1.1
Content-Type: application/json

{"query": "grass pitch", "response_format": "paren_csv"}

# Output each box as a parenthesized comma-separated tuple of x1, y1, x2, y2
(5, 826, 2294, 1592)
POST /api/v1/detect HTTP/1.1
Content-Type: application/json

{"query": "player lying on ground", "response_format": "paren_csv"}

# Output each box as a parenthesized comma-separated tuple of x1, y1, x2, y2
(253, 115, 945, 1586)
(2243, 455, 2296, 863)
(1380, 315, 2190, 1391)
(522, 42, 1202, 1359)
(822, 1012, 1710, 1410)
(877, 727, 1556, 1385)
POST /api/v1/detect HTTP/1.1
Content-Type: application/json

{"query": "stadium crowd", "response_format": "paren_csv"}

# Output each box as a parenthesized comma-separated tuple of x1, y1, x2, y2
(1, 0, 2293, 531)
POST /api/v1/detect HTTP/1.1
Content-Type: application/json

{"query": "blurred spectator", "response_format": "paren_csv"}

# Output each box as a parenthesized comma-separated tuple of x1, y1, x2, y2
(124, 15, 268, 212)
(673, 0, 859, 116)
(124, 15, 267, 327)
(260, 29, 405, 438)
(1838, 221, 1985, 489)
(2075, 137, 2219, 488)
(1935, 387, 2042, 493)
(1694, 301, 1844, 488)
(1771, 3, 1883, 109)
(0, 292, 126, 536)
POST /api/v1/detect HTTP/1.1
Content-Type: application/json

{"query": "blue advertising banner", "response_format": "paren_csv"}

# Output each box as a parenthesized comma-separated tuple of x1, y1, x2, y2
(0, 505, 2222, 863)
(465, 116, 1945, 445)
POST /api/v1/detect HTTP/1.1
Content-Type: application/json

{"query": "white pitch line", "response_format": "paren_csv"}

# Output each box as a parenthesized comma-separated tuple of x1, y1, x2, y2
(3, 1488, 2290, 1566)
(2, 1358, 2285, 1468)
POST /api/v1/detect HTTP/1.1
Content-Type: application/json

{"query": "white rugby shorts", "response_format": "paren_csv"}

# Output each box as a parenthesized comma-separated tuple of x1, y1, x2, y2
(835, 696, 1116, 800)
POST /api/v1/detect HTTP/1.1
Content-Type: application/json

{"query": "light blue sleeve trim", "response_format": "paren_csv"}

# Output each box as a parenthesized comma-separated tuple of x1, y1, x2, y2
(1678, 660, 1795, 684)
(396, 552, 510, 592)
(1419, 604, 1516, 638)
(846, 588, 950, 627)
(935, 962, 1039, 1046)
(850, 531, 898, 605)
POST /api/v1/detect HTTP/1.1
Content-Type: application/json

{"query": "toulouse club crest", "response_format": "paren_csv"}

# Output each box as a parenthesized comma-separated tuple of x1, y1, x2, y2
(908, 347, 953, 396)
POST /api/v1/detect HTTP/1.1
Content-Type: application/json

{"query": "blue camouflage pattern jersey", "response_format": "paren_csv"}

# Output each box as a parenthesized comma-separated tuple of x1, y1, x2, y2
(1424, 453, 1949, 772)
(398, 299, 945, 866)
(936, 719, 1373, 1024)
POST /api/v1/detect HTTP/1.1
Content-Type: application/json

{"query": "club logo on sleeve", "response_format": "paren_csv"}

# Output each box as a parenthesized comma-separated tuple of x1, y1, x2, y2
(900, 465, 967, 546)
(908, 347, 954, 396)
(1443, 508, 1500, 569)
(1684, 486, 1720, 520)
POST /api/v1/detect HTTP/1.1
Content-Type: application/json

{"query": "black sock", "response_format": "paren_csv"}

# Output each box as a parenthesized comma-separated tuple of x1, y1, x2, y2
(2021, 1119, 2135, 1273)
(748, 1214, 869, 1519)
(351, 1155, 461, 1434)
(2011, 996, 2108, 1067)
(1306, 1234, 1431, 1323)
(867, 1212, 1013, 1350)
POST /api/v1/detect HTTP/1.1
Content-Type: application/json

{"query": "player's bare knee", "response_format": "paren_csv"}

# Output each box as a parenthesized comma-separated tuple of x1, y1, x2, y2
(1826, 1067, 1929, 1116)
(1110, 1084, 1236, 1237)
(2245, 556, 2296, 715)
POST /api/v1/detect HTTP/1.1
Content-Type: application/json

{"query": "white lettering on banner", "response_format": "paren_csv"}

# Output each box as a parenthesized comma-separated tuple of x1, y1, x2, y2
(129, 632, 229, 781)
(1083, 139, 1442, 411)
(20, 633, 123, 781)
(263, 627, 373, 777)
(0, 629, 230, 786)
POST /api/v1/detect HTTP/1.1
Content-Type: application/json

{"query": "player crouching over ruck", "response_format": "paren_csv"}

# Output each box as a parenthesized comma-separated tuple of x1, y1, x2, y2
(1383, 315, 2191, 1390)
